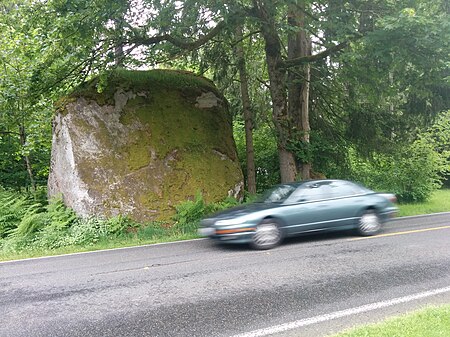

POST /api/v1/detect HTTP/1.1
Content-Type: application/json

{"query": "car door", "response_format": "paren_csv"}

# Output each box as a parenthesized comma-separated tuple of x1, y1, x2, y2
(283, 182, 338, 235)
(323, 181, 366, 228)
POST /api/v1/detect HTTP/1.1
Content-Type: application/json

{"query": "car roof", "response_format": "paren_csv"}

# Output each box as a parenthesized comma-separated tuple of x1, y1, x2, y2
(279, 179, 350, 188)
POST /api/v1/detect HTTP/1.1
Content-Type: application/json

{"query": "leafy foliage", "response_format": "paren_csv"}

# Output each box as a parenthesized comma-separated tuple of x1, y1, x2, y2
(0, 1, 52, 189)
(0, 189, 32, 238)
(234, 121, 279, 193)
(348, 146, 439, 202)
(0, 188, 239, 256)
(0, 188, 139, 252)
(347, 112, 449, 202)
(172, 192, 239, 233)
(173, 192, 210, 228)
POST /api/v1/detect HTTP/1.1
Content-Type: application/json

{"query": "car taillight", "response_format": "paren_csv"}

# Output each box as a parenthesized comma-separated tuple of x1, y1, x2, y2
(388, 194, 397, 203)
(379, 193, 397, 203)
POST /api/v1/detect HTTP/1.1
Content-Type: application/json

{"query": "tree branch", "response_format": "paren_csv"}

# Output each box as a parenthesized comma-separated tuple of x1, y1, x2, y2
(230, 29, 261, 48)
(130, 20, 227, 51)
(283, 31, 365, 68)
(282, 39, 353, 68)
(256, 77, 270, 90)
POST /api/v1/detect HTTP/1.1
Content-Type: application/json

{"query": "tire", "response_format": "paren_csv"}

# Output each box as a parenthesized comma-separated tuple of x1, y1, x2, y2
(357, 209, 382, 236)
(250, 218, 282, 250)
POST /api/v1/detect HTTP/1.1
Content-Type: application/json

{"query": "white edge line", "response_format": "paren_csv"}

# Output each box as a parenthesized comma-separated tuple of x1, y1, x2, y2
(0, 238, 207, 264)
(1, 212, 449, 264)
(232, 286, 450, 337)
(391, 211, 450, 221)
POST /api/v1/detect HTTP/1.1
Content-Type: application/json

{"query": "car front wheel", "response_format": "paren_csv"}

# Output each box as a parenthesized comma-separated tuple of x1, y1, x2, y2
(357, 209, 381, 236)
(251, 219, 282, 250)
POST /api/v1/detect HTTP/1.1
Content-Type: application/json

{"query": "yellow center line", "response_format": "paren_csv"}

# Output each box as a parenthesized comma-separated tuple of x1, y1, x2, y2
(349, 225, 450, 241)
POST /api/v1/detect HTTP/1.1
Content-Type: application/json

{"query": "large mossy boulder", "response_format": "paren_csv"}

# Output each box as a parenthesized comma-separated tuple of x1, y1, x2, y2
(48, 69, 244, 222)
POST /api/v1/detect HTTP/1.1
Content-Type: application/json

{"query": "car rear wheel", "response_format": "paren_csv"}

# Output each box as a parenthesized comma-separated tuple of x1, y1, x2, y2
(357, 209, 381, 236)
(251, 219, 282, 250)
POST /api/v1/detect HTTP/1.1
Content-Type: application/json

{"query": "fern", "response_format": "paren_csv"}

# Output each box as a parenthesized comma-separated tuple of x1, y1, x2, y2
(10, 203, 49, 238)
(0, 190, 32, 237)
(173, 192, 209, 225)
(106, 215, 138, 236)
(46, 197, 76, 229)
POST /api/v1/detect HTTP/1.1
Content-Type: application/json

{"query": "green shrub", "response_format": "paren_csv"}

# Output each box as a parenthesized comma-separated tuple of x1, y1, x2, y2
(136, 221, 168, 240)
(106, 215, 139, 236)
(172, 193, 240, 234)
(65, 217, 109, 246)
(209, 196, 240, 212)
(348, 136, 446, 202)
(33, 226, 69, 250)
(29, 215, 138, 250)
(46, 197, 77, 229)
(52, 215, 138, 247)
(173, 192, 211, 226)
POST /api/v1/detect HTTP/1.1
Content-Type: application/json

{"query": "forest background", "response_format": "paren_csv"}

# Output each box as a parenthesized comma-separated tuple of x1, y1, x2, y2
(0, 0, 449, 255)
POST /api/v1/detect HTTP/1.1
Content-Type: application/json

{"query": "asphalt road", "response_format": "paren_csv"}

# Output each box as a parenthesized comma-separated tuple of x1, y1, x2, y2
(1, 213, 450, 337)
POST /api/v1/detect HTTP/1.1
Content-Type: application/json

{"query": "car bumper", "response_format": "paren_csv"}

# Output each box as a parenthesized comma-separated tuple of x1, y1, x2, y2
(380, 207, 399, 221)
(198, 225, 255, 243)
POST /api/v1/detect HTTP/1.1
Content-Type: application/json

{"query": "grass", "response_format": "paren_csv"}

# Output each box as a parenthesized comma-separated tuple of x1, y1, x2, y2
(331, 304, 450, 337)
(0, 231, 198, 262)
(398, 189, 450, 217)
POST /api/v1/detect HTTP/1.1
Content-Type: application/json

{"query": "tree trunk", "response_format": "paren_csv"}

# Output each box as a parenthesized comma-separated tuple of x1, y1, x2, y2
(235, 25, 257, 194)
(256, 0, 297, 183)
(266, 48, 297, 183)
(114, 18, 124, 67)
(300, 64, 311, 180)
(114, 1, 128, 67)
(287, 1, 312, 180)
(19, 125, 36, 191)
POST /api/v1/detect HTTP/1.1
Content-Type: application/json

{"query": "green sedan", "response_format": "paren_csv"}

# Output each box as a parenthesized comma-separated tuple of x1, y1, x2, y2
(198, 179, 398, 249)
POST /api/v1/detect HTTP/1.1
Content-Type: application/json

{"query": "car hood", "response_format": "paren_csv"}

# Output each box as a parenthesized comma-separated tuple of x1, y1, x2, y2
(205, 202, 280, 221)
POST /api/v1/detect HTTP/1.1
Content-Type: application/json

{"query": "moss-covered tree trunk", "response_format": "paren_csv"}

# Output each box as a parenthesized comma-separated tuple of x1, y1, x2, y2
(257, 0, 298, 183)
(288, 1, 312, 180)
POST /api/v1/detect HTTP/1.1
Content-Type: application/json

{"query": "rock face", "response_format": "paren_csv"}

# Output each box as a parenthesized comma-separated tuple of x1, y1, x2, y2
(48, 70, 243, 222)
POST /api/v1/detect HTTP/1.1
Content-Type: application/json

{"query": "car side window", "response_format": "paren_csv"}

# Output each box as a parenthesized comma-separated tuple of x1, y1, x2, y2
(285, 187, 308, 203)
(330, 181, 361, 197)
(303, 184, 333, 201)
(285, 181, 366, 203)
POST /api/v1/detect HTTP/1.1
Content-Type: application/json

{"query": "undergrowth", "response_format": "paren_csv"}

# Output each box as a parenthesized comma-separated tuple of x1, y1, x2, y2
(172, 191, 239, 234)
(0, 187, 238, 259)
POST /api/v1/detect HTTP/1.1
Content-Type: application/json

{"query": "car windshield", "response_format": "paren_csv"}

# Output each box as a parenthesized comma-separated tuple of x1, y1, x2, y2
(257, 185, 298, 203)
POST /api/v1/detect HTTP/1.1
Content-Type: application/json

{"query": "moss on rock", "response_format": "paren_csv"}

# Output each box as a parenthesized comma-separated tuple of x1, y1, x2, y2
(48, 69, 243, 222)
